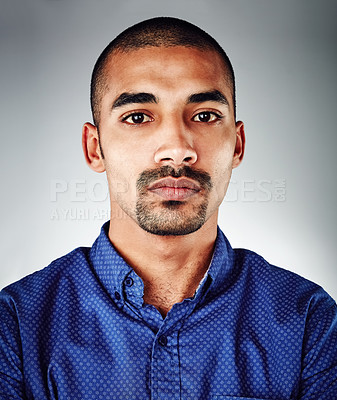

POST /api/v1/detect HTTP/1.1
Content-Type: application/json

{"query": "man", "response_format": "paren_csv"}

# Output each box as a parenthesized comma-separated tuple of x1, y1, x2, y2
(0, 16, 336, 400)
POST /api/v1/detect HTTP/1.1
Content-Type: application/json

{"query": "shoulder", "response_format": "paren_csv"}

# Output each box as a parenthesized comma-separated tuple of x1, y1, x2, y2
(0, 246, 91, 311)
(232, 247, 336, 315)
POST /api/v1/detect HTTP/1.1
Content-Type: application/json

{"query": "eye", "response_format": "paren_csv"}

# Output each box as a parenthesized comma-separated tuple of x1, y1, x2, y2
(192, 111, 222, 123)
(122, 112, 153, 125)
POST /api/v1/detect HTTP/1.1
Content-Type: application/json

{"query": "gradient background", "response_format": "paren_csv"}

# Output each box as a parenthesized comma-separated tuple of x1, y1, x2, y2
(1, 0, 336, 301)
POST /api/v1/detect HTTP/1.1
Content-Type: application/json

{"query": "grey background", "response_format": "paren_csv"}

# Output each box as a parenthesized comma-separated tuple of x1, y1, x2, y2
(1, 0, 336, 300)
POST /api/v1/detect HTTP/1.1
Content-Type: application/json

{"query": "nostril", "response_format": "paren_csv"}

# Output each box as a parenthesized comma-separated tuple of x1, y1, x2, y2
(154, 144, 197, 166)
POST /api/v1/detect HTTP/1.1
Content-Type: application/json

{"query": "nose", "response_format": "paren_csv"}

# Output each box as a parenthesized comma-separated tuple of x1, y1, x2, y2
(153, 117, 198, 167)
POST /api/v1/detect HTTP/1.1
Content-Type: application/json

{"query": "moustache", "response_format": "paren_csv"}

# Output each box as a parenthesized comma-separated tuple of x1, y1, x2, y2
(136, 165, 213, 192)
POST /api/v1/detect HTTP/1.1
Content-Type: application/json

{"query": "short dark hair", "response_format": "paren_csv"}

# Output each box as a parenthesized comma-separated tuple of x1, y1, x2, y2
(90, 16, 236, 126)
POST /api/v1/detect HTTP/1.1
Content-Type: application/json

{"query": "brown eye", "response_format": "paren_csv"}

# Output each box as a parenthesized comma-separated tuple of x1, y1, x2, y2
(193, 112, 221, 123)
(122, 113, 152, 125)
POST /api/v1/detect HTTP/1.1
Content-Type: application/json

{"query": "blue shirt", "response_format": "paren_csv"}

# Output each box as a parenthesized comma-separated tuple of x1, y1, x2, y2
(0, 222, 336, 400)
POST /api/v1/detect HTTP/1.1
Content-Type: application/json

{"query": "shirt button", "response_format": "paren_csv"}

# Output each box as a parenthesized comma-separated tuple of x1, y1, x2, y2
(124, 277, 134, 287)
(115, 291, 121, 300)
(158, 335, 168, 346)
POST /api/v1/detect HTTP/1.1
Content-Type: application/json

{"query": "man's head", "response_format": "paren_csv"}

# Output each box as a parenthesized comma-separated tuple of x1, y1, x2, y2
(90, 17, 236, 128)
(83, 17, 245, 237)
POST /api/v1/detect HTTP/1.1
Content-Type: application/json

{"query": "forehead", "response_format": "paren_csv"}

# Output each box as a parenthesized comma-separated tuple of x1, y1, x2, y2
(102, 46, 231, 101)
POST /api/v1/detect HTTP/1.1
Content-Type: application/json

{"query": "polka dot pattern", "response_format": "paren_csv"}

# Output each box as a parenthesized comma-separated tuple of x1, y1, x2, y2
(0, 221, 336, 399)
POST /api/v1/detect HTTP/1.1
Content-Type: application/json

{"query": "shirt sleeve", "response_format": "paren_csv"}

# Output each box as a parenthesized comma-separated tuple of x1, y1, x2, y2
(299, 292, 337, 399)
(0, 291, 26, 399)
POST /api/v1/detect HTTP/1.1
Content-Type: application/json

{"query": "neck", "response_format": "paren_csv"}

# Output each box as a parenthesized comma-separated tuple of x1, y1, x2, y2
(108, 211, 218, 317)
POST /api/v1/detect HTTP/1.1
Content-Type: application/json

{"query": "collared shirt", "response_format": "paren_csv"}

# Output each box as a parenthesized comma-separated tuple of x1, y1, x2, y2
(0, 222, 336, 400)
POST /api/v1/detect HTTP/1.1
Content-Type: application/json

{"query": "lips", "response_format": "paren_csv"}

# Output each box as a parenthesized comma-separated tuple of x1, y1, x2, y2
(147, 177, 201, 201)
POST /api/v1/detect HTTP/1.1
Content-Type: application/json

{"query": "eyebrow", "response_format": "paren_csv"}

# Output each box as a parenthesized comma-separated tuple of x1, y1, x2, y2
(111, 92, 158, 110)
(187, 90, 229, 106)
(111, 89, 229, 111)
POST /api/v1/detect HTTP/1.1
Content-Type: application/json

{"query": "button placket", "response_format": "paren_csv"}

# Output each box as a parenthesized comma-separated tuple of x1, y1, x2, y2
(151, 329, 181, 400)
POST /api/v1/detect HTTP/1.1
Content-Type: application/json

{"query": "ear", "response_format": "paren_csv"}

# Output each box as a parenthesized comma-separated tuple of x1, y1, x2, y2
(232, 121, 245, 169)
(82, 122, 105, 173)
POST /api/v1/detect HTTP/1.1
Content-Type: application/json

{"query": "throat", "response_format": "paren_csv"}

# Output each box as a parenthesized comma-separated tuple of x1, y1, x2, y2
(142, 273, 202, 318)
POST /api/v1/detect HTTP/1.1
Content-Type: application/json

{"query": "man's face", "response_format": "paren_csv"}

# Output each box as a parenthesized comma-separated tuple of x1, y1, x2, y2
(91, 46, 244, 235)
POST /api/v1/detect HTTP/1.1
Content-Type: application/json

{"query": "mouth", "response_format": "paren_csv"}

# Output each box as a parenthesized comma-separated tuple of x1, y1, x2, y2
(147, 177, 201, 201)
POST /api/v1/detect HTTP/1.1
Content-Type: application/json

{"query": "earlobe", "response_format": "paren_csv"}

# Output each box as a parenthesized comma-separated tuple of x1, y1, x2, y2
(82, 122, 106, 173)
(232, 121, 245, 169)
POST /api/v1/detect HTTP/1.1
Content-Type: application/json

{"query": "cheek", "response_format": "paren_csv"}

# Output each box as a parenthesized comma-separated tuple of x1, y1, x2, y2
(103, 146, 152, 202)
(211, 163, 233, 205)
(200, 136, 235, 173)
(202, 143, 234, 203)
(104, 154, 135, 200)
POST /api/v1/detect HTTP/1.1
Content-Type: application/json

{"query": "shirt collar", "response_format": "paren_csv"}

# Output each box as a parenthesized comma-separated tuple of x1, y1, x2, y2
(89, 221, 235, 305)
(89, 221, 135, 302)
(204, 226, 236, 297)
